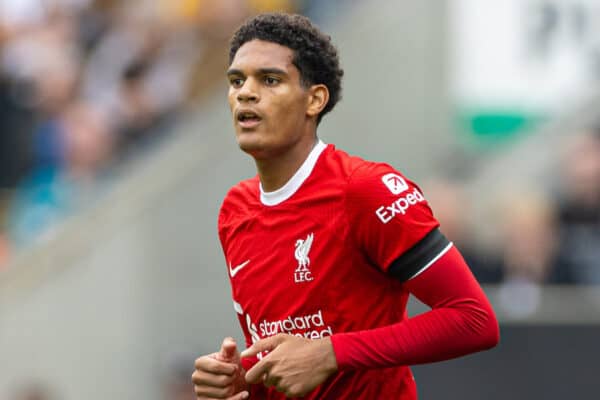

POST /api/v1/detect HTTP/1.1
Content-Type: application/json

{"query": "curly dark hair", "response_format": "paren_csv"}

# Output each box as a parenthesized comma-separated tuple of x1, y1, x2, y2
(229, 13, 344, 124)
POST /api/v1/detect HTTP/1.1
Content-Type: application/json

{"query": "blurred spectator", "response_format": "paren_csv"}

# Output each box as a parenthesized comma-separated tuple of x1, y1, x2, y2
(0, 76, 37, 189)
(0, 232, 8, 269)
(495, 190, 559, 318)
(81, 14, 200, 158)
(498, 190, 558, 283)
(0, 190, 9, 268)
(6, 101, 112, 246)
(553, 131, 600, 284)
(425, 179, 503, 283)
(0, 0, 208, 256)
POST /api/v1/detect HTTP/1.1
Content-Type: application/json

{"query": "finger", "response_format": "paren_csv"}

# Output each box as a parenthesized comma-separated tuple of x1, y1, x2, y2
(195, 391, 248, 400)
(240, 334, 285, 358)
(191, 369, 237, 388)
(263, 372, 281, 389)
(195, 355, 238, 376)
(194, 382, 236, 399)
(218, 337, 238, 361)
(244, 357, 272, 384)
(228, 391, 249, 400)
(194, 385, 248, 400)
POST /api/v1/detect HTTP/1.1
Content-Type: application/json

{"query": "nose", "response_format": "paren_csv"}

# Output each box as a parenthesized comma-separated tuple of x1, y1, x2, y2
(237, 78, 259, 103)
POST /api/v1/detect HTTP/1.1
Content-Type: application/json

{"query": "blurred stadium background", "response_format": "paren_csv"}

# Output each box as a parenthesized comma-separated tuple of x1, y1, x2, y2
(1, 0, 599, 399)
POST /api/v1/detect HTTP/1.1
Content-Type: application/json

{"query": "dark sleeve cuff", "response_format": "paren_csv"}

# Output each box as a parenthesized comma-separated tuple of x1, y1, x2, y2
(388, 228, 451, 282)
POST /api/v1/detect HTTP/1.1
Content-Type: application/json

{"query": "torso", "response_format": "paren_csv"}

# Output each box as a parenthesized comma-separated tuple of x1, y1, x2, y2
(218, 143, 435, 399)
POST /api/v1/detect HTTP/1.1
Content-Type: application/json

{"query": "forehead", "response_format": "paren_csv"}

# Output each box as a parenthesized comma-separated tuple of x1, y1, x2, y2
(230, 39, 296, 73)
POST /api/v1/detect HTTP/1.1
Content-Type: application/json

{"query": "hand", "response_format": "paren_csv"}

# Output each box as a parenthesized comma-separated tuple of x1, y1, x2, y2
(192, 337, 249, 399)
(241, 334, 338, 398)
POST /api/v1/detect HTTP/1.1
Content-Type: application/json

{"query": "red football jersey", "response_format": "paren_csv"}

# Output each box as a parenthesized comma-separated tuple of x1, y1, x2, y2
(218, 141, 443, 399)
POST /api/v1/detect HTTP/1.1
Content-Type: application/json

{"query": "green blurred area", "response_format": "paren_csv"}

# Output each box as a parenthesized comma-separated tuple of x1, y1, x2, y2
(456, 108, 548, 150)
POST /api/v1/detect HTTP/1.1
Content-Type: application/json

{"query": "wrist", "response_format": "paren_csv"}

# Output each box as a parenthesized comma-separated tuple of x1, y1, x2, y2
(319, 336, 339, 375)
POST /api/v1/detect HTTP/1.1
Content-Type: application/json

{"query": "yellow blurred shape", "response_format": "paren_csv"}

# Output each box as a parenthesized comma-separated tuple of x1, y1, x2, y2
(158, 0, 202, 23)
(248, 0, 295, 12)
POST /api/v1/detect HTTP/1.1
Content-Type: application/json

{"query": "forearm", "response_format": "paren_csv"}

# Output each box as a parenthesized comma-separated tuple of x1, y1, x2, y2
(331, 246, 499, 369)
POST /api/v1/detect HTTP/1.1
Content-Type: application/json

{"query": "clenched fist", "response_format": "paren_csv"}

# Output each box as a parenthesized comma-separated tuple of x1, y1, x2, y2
(192, 337, 249, 400)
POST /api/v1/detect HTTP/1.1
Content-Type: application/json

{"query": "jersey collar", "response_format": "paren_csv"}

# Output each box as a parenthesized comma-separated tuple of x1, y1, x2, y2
(260, 140, 327, 206)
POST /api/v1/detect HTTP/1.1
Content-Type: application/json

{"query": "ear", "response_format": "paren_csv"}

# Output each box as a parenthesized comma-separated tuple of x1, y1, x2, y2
(306, 84, 329, 120)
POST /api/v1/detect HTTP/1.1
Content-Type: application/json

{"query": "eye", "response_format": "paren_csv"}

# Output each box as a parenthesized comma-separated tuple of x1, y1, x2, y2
(264, 76, 280, 86)
(229, 77, 244, 88)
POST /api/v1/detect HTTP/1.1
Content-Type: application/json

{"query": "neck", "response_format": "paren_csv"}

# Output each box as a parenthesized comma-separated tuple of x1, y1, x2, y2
(256, 135, 318, 192)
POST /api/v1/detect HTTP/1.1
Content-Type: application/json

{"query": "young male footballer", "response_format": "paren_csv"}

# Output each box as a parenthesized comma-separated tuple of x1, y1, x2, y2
(192, 13, 499, 400)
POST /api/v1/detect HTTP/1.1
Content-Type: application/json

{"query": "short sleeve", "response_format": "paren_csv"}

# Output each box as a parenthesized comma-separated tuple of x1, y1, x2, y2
(345, 163, 446, 280)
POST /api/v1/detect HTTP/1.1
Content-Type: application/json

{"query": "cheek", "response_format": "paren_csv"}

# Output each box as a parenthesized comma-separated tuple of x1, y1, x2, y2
(270, 107, 296, 132)
(274, 94, 306, 124)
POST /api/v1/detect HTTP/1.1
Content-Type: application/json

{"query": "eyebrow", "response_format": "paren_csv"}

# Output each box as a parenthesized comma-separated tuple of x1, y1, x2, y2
(226, 67, 288, 77)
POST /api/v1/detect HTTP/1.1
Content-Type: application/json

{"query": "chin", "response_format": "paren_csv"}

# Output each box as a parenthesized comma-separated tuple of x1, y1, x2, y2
(236, 136, 267, 157)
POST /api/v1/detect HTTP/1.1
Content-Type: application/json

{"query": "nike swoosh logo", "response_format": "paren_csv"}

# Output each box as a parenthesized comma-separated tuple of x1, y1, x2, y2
(229, 259, 250, 277)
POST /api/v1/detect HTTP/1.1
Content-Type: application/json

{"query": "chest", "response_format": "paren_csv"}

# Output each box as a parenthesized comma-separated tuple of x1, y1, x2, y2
(225, 201, 356, 316)
(222, 194, 409, 342)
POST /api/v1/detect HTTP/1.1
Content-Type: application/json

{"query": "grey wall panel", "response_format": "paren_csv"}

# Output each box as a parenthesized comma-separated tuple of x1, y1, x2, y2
(320, 0, 450, 180)
(413, 325, 600, 399)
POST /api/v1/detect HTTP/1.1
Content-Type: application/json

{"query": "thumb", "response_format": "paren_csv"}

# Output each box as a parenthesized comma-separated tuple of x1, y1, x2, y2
(241, 334, 286, 358)
(218, 337, 239, 362)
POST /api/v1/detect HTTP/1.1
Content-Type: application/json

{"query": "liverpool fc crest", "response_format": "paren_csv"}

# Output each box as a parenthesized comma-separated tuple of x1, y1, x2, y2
(294, 233, 314, 283)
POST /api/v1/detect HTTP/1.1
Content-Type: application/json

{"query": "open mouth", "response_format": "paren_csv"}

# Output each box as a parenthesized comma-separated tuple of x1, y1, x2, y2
(237, 111, 262, 125)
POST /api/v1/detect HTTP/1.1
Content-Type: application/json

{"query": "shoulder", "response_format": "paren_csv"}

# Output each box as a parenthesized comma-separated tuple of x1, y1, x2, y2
(320, 145, 418, 197)
(338, 152, 414, 195)
(320, 145, 397, 182)
(321, 146, 424, 210)
(219, 176, 260, 229)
